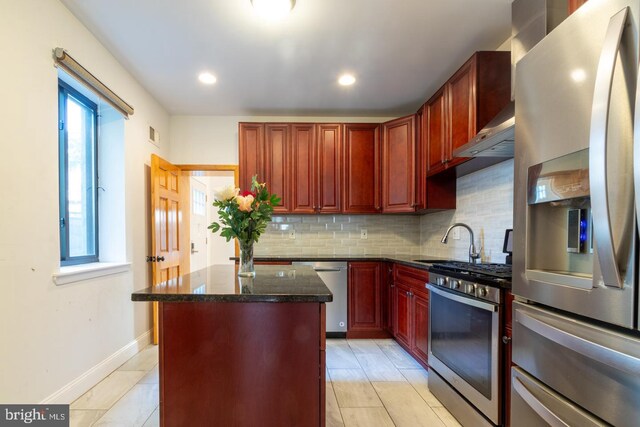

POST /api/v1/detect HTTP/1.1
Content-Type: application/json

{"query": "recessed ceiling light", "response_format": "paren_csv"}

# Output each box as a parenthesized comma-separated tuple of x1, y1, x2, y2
(251, 0, 296, 20)
(338, 74, 356, 86)
(198, 72, 217, 85)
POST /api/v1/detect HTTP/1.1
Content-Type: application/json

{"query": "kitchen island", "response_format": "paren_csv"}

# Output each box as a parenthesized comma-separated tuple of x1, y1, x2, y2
(132, 265, 332, 427)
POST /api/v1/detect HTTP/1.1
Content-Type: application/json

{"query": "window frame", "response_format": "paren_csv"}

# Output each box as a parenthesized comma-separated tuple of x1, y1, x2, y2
(58, 79, 100, 266)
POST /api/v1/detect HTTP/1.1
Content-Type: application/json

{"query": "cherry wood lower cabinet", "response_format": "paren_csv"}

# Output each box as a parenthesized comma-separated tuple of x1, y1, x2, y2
(347, 262, 391, 338)
(159, 301, 326, 427)
(392, 264, 430, 369)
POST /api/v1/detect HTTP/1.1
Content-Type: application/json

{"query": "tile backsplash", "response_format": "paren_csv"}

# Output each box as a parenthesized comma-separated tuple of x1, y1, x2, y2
(255, 215, 422, 256)
(256, 159, 514, 261)
(420, 159, 514, 263)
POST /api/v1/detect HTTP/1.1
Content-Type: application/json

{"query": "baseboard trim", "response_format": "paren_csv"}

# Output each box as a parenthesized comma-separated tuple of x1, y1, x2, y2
(41, 330, 153, 404)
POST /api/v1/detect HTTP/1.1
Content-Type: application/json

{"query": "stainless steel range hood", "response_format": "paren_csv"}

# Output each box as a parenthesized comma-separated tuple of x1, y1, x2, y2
(454, 101, 514, 157)
(453, 0, 568, 160)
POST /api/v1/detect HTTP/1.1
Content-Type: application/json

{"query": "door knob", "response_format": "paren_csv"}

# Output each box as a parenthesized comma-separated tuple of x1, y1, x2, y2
(156, 256, 165, 262)
(146, 256, 156, 263)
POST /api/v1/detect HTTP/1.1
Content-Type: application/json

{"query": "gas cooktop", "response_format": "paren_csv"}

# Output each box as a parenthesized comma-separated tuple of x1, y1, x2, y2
(429, 261, 512, 288)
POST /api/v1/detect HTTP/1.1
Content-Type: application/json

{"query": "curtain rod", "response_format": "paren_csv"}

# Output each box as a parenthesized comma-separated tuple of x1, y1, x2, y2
(53, 47, 134, 118)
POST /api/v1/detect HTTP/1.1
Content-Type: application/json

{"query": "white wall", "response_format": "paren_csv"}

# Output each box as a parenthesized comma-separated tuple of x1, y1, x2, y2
(0, 0, 170, 403)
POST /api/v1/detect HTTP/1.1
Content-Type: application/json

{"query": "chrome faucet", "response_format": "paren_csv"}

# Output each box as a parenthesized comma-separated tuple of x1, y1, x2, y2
(441, 223, 481, 264)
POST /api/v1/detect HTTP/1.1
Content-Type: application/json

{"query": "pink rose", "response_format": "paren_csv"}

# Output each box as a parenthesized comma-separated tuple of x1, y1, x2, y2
(236, 194, 254, 212)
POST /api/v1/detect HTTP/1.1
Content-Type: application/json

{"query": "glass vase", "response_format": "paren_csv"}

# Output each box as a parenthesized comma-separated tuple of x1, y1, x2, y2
(238, 240, 255, 277)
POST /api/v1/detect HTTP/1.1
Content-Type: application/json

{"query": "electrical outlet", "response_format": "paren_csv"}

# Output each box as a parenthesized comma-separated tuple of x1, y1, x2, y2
(360, 229, 368, 239)
(289, 230, 296, 239)
(452, 227, 461, 240)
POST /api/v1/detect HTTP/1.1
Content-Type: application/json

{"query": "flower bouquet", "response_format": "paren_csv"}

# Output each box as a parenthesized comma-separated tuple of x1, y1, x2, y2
(208, 176, 280, 277)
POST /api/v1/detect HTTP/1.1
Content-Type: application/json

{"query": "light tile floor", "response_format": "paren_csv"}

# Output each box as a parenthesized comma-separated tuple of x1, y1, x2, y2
(70, 339, 460, 427)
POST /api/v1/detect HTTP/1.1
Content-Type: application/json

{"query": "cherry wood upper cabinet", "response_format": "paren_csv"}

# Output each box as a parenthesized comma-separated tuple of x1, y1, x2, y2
(264, 124, 290, 212)
(426, 51, 510, 177)
(239, 123, 264, 190)
(415, 107, 427, 211)
(426, 88, 447, 174)
(317, 124, 342, 213)
(290, 124, 316, 214)
(342, 124, 380, 213)
(568, 0, 587, 14)
(381, 115, 416, 213)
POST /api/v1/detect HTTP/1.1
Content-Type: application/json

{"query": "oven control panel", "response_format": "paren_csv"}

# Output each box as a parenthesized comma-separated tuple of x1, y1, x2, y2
(429, 273, 501, 304)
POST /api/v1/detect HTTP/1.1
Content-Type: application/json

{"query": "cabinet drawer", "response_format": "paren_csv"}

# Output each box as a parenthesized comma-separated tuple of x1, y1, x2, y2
(394, 264, 429, 290)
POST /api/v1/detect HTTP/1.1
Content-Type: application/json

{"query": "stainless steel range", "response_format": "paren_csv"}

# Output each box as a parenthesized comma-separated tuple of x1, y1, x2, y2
(427, 262, 511, 427)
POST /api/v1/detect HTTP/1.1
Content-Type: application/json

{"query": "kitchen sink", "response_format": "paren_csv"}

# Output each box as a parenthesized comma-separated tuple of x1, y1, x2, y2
(412, 259, 451, 264)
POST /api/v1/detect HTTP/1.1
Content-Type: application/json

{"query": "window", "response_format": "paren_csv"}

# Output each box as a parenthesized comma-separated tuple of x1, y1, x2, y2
(58, 80, 99, 265)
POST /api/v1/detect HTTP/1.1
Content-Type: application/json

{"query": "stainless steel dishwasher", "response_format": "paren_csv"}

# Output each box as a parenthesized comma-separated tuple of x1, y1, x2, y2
(293, 261, 347, 336)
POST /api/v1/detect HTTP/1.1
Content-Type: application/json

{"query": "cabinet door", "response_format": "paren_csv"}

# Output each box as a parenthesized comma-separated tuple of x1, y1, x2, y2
(415, 106, 427, 210)
(412, 291, 429, 366)
(394, 283, 411, 347)
(317, 124, 342, 213)
(238, 123, 264, 190)
(348, 262, 382, 332)
(381, 115, 416, 213)
(264, 124, 290, 212)
(343, 124, 380, 213)
(290, 124, 316, 213)
(426, 88, 447, 175)
(447, 56, 475, 164)
(385, 263, 394, 333)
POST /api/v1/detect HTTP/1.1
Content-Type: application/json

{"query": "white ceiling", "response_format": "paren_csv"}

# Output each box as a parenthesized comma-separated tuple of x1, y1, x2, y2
(60, 0, 512, 117)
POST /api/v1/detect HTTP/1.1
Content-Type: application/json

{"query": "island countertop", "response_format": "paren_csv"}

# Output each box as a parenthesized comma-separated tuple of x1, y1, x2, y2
(131, 264, 333, 303)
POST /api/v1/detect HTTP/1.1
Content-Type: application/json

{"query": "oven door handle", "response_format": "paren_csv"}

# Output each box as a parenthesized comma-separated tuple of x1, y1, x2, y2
(427, 285, 497, 312)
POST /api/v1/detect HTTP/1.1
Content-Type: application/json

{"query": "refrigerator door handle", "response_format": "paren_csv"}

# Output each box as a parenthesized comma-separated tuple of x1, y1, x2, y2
(635, 49, 640, 239)
(512, 377, 570, 427)
(516, 308, 640, 375)
(589, 7, 629, 289)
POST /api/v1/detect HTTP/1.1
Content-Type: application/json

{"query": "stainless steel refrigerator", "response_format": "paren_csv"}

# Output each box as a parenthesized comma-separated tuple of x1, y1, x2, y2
(513, 0, 640, 425)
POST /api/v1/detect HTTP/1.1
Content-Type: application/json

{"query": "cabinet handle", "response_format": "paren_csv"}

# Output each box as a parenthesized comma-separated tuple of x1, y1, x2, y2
(502, 336, 512, 344)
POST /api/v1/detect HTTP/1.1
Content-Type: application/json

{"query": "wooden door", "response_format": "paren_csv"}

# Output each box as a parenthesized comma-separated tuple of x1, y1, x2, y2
(568, 0, 587, 14)
(447, 56, 476, 164)
(347, 262, 382, 335)
(412, 291, 429, 366)
(394, 283, 411, 347)
(264, 124, 290, 213)
(316, 124, 342, 213)
(381, 115, 416, 213)
(150, 154, 184, 344)
(290, 124, 316, 213)
(238, 123, 264, 190)
(343, 124, 380, 213)
(426, 88, 447, 175)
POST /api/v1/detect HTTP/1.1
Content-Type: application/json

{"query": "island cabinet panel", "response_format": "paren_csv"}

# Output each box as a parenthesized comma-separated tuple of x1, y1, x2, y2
(290, 124, 317, 213)
(317, 124, 342, 213)
(426, 51, 510, 177)
(159, 301, 325, 427)
(381, 115, 416, 213)
(342, 124, 380, 213)
(264, 124, 290, 212)
(238, 123, 264, 190)
(347, 261, 390, 338)
(392, 264, 430, 369)
(382, 262, 394, 333)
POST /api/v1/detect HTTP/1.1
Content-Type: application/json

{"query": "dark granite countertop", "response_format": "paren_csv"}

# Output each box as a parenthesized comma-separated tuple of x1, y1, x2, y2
(131, 265, 333, 303)
(236, 254, 454, 270)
